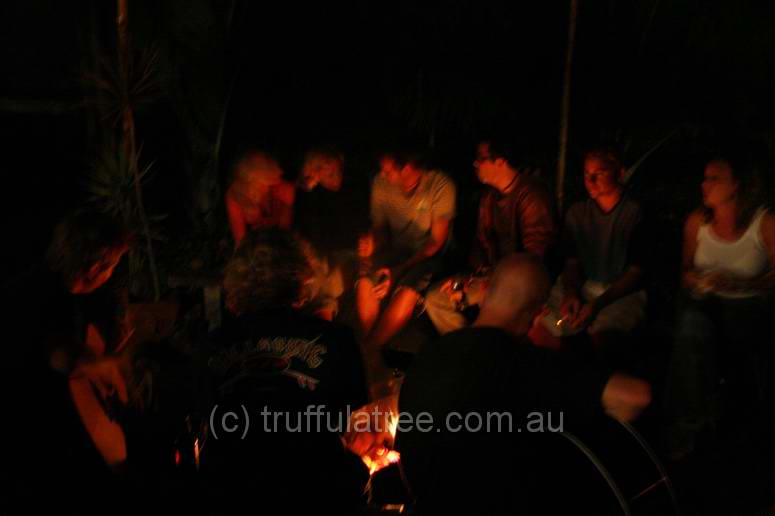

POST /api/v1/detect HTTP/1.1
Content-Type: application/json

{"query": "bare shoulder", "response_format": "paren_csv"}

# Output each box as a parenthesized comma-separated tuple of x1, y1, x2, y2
(760, 209, 775, 241)
(432, 169, 456, 190)
(685, 209, 704, 234)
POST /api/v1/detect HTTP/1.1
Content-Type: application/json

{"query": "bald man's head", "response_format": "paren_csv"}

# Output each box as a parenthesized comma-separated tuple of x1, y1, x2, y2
(476, 253, 551, 335)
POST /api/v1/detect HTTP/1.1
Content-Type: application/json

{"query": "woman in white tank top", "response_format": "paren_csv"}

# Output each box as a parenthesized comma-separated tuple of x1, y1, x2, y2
(682, 160, 775, 298)
(666, 156, 775, 469)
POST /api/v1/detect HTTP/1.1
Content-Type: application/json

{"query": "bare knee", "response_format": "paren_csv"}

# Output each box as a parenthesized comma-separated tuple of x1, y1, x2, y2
(389, 287, 421, 314)
(356, 277, 374, 296)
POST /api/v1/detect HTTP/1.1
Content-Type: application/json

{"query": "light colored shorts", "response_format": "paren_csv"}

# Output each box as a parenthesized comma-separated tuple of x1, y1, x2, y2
(540, 279, 646, 337)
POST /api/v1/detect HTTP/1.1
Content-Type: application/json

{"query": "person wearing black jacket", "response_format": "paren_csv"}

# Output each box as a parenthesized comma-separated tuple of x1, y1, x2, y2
(203, 229, 369, 514)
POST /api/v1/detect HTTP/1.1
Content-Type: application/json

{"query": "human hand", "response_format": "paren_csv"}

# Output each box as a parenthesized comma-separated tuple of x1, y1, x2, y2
(70, 356, 129, 404)
(602, 373, 652, 423)
(703, 271, 745, 294)
(298, 169, 319, 192)
(69, 358, 129, 468)
(570, 302, 598, 331)
(464, 276, 488, 306)
(440, 278, 466, 307)
(559, 293, 582, 326)
(684, 270, 711, 298)
(372, 268, 392, 299)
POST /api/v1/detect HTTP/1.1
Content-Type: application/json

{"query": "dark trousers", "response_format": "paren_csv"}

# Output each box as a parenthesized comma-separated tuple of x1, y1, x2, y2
(665, 293, 773, 456)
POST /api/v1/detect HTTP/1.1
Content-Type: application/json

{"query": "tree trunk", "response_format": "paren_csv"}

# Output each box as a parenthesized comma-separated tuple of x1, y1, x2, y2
(556, 0, 579, 213)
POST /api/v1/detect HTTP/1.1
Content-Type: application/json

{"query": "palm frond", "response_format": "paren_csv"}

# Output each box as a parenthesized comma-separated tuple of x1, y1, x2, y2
(81, 47, 162, 125)
(82, 144, 164, 229)
(623, 128, 679, 184)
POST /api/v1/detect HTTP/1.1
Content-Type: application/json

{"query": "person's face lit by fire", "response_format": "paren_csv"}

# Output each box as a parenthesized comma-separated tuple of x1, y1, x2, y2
(238, 156, 284, 203)
(70, 246, 128, 294)
(583, 157, 621, 200)
(473, 142, 502, 186)
(379, 156, 403, 186)
(380, 156, 421, 194)
(302, 155, 343, 192)
(701, 160, 738, 209)
(318, 160, 343, 191)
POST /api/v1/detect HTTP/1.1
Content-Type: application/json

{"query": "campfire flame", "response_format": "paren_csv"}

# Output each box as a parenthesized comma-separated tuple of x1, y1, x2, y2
(362, 447, 401, 475)
(345, 395, 401, 475)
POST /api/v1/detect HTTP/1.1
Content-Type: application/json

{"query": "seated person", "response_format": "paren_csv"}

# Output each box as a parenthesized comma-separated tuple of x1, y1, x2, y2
(293, 147, 370, 320)
(225, 150, 295, 245)
(44, 213, 133, 365)
(355, 150, 456, 396)
(425, 140, 556, 335)
(665, 155, 775, 467)
(533, 147, 648, 352)
(397, 254, 651, 515)
(7, 212, 135, 511)
(203, 229, 369, 514)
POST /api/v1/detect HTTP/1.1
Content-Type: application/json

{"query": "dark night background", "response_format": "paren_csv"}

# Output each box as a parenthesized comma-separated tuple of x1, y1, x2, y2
(2, 0, 774, 285)
(2, 1, 775, 513)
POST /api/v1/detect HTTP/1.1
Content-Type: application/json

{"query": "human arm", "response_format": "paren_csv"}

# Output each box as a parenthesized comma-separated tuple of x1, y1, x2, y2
(557, 206, 585, 324)
(570, 209, 648, 330)
(711, 211, 775, 292)
(559, 257, 585, 325)
(68, 356, 130, 468)
(570, 265, 643, 331)
(371, 219, 450, 299)
(516, 342, 650, 424)
(360, 177, 391, 261)
(358, 178, 391, 295)
(470, 191, 494, 270)
(518, 184, 557, 258)
(600, 372, 652, 423)
(750, 212, 775, 290)
(387, 217, 451, 281)
(384, 174, 455, 285)
(680, 210, 704, 292)
(225, 192, 247, 246)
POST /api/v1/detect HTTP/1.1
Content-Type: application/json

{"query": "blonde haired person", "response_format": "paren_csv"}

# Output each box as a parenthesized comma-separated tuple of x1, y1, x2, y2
(225, 150, 295, 245)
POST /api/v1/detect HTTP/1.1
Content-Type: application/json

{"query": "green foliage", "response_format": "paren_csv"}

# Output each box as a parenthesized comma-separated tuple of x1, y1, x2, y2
(84, 144, 148, 218)
(83, 48, 161, 125)
(80, 42, 164, 300)
(83, 143, 167, 297)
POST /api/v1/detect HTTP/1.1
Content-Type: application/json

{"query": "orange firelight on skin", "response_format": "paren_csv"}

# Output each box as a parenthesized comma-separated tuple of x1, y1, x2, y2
(70, 245, 128, 294)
